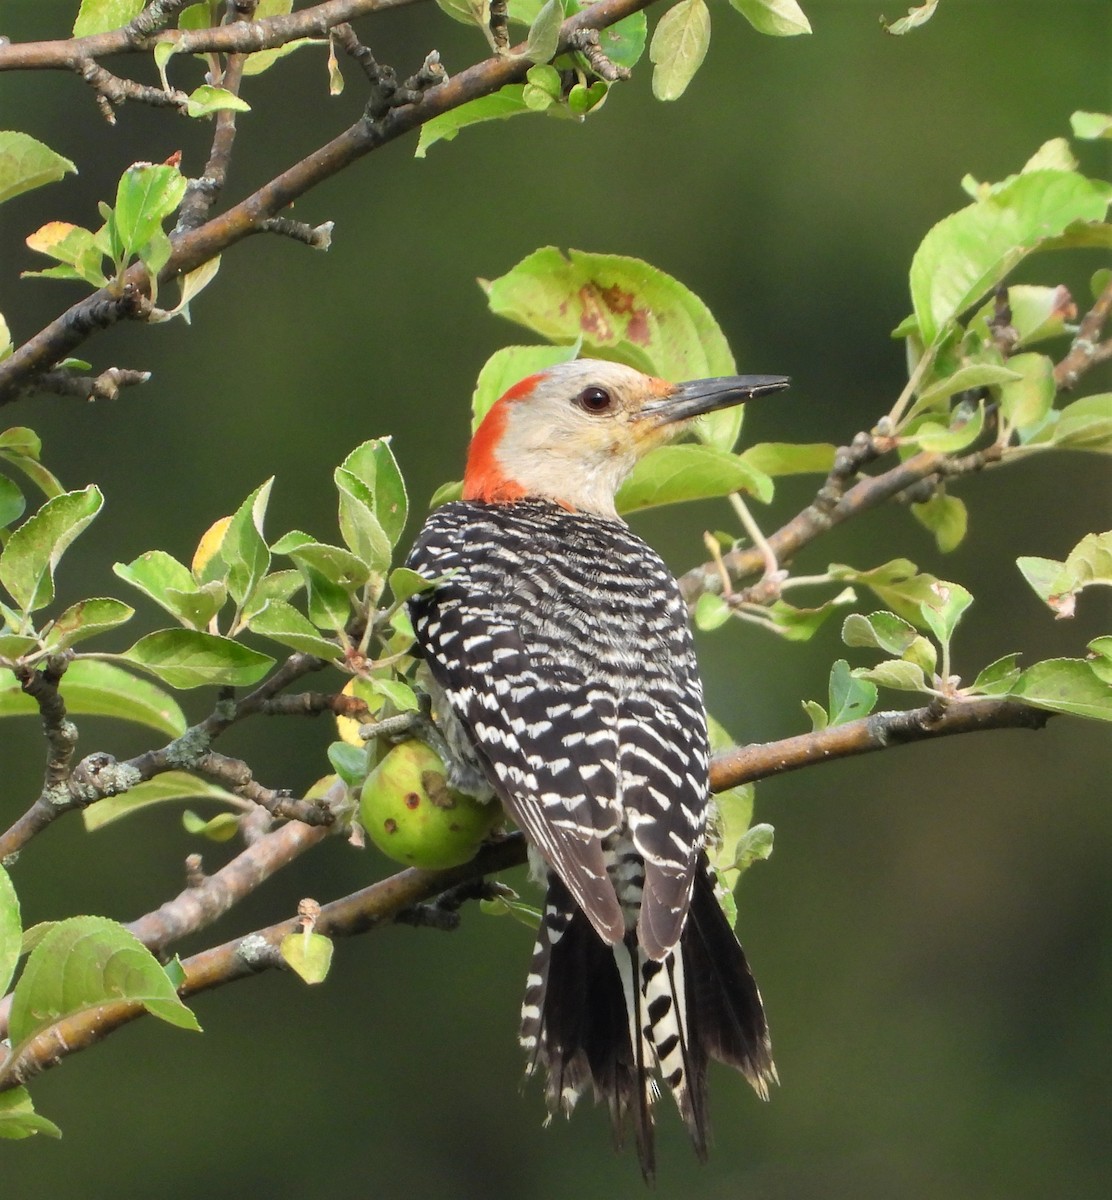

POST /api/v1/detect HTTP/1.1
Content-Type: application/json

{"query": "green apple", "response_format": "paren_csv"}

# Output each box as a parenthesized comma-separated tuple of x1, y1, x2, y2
(359, 740, 500, 869)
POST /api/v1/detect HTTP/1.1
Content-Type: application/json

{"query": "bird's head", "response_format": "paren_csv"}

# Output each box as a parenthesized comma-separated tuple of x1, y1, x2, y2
(462, 358, 790, 517)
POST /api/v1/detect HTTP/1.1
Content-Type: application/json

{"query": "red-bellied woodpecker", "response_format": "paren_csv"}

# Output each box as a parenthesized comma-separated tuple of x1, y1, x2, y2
(405, 359, 789, 1178)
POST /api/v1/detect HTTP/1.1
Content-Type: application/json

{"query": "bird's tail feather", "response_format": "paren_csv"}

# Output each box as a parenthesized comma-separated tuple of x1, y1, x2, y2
(520, 862, 774, 1180)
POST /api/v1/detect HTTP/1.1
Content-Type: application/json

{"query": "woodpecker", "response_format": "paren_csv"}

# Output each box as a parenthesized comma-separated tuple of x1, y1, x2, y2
(405, 358, 788, 1178)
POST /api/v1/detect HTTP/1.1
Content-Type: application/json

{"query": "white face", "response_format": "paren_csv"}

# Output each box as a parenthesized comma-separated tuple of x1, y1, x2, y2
(493, 360, 679, 517)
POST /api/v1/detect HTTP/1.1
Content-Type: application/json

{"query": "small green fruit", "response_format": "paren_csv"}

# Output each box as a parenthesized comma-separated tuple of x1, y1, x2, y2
(359, 740, 499, 869)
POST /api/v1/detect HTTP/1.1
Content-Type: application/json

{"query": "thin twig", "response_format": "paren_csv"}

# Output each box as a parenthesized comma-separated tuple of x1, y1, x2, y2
(34, 366, 151, 401)
(177, 4, 254, 231)
(679, 446, 945, 603)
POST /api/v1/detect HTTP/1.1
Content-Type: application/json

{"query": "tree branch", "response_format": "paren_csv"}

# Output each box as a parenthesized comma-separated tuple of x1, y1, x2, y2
(0, 0, 656, 405)
(1054, 275, 1112, 390)
(0, 694, 1051, 1089)
(0, 653, 327, 861)
(0, 0, 418, 71)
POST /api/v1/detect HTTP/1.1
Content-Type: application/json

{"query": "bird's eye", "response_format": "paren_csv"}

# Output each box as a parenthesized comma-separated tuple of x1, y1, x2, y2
(576, 386, 613, 414)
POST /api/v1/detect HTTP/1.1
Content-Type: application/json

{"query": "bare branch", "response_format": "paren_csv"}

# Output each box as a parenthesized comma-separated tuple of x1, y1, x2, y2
(126, 818, 332, 956)
(708, 698, 1051, 790)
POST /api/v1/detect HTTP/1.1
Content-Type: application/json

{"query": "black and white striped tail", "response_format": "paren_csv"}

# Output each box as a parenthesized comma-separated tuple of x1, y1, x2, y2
(519, 863, 776, 1182)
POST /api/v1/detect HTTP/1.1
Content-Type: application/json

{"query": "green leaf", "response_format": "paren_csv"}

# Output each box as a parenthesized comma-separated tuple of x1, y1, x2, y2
(730, 822, 774, 872)
(827, 658, 878, 725)
(73, 0, 144, 36)
(524, 0, 563, 63)
(650, 0, 711, 102)
(429, 479, 463, 508)
(0, 132, 77, 206)
(841, 610, 917, 656)
(9, 917, 200, 1059)
(182, 809, 241, 841)
(114, 549, 227, 629)
(1070, 111, 1112, 141)
(908, 169, 1112, 346)
(969, 653, 1022, 697)
(23, 221, 108, 288)
(911, 492, 968, 553)
(708, 781, 757, 894)
(1017, 531, 1112, 618)
(801, 698, 827, 730)
(1009, 658, 1112, 721)
(185, 85, 252, 118)
(122, 629, 274, 689)
(298, 563, 353, 632)
(0, 864, 19, 996)
(830, 559, 940, 626)
(1034, 393, 1112, 453)
(903, 634, 938, 676)
(1088, 636, 1112, 685)
(335, 469, 392, 573)
(0, 475, 25, 528)
(83, 770, 240, 831)
(472, 343, 581, 429)
(0, 427, 65, 500)
(242, 36, 317, 76)
(435, 0, 487, 26)
(0, 1087, 62, 1140)
(0, 659, 185, 735)
(368, 676, 420, 713)
(328, 740, 368, 788)
(247, 599, 340, 658)
(694, 591, 732, 632)
(111, 162, 188, 266)
(740, 442, 835, 476)
(908, 401, 985, 453)
(617, 443, 772, 513)
(483, 248, 741, 448)
(598, 9, 648, 68)
(223, 479, 273, 608)
(280, 931, 334, 984)
(997, 352, 1055, 433)
(909, 362, 1023, 420)
(340, 439, 409, 547)
(43, 597, 134, 651)
(766, 591, 854, 642)
(278, 540, 369, 590)
(918, 580, 973, 652)
(880, 0, 938, 35)
(0, 485, 103, 613)
(480, 893, 544, 928)
(416, 87, 534, 158)
(728, 0, 811, 37)
(852, 659, 929, 692)
(388, 566, 436, 604)
(564, 80, 608, 117)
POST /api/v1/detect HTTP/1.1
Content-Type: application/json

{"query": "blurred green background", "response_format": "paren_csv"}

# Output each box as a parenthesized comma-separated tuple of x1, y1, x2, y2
(1, 1, 1110, 1197)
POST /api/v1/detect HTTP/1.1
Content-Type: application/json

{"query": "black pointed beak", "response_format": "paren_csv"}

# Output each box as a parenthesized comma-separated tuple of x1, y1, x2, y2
(637, 375, 791, 425)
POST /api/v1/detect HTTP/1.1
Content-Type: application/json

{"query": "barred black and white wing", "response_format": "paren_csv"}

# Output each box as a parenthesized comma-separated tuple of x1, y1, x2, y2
(406, 499, 708, 954)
